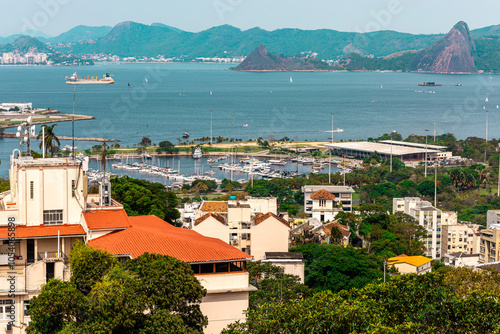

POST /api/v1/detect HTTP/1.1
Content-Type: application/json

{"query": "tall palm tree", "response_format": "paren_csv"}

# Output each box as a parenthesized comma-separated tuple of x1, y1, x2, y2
(37, 124, 60, 157)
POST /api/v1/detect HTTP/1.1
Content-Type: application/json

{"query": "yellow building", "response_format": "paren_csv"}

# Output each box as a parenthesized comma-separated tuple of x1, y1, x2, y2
(388, 255, 432, 275)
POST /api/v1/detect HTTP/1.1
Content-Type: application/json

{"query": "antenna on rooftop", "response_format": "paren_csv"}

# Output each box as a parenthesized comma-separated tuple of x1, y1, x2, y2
(16, 117, 34, 158)
(72, 84, 76, 159)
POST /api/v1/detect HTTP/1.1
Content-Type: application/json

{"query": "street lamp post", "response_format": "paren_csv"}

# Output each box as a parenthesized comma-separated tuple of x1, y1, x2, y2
(424, 129, 429, 177)
(390, 130, 396, 173)
(485, 108, 489, 163)
(329, 113, 333, 184)
(210, 110, 213, 146)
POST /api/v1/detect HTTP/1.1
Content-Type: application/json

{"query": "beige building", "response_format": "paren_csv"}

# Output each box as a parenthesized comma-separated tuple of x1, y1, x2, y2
(193, 201, 290, 261)
(302, 186, 355, 222)
(441, 222, 481, 256)
(262, 252, 305, 283)
(486, 209, 500, 228)
(388, 255, 432, 275)
(0, 152, 255, 334)
(393, 197, 457, 259)
(479, 224, 500, 264)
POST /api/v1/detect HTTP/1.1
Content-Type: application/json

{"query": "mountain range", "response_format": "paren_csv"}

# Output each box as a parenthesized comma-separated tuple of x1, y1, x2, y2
(1, 21, 500, 72)
(234, 22, 484, 73)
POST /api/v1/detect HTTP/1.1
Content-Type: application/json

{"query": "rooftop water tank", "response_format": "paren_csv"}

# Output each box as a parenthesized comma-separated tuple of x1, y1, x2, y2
(230, 196, 236, 200)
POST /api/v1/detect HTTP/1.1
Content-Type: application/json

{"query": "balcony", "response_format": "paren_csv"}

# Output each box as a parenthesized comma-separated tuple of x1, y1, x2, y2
(37, 251, 68, 262)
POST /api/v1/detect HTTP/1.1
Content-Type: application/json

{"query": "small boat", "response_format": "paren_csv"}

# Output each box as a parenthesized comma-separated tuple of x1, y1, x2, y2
(289, 76, 293, 83)
(205, 170, 216, 176)
(141, 153, 152, 160)
(193, 147, 202, 159)
(455, 83, 461, 86)
(243, 123, 248, 127)
(182, 132, 190, 138)
(486, 97, 489, 102)
(418, 82, 442, 87)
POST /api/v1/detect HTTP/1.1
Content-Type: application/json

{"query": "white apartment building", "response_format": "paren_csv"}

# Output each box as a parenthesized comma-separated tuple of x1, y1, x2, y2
(486, 210, 500, 228)
(393, 197, 457, 259)
(302, 185, 355, 222)
(0, 151, 254, 334)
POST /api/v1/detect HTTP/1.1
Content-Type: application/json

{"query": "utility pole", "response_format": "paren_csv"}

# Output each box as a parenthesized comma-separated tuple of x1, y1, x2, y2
(329, 113, 333, 184)
(390, 130, 396, 173)
(210, 110, 213, 146)
(485, 109, 489, 163)
(434, 162, 437, 207)
(424, 129, 429, 177)
(72, 84, 76, 159)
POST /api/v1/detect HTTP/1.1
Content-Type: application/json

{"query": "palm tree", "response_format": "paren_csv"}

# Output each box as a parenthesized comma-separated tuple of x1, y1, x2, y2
(37, 124, 60, 157)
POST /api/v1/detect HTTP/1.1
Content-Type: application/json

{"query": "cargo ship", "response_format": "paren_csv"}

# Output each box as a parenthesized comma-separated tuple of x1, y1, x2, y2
(65, 72, 114, 85)
(418, 82, 442, 87)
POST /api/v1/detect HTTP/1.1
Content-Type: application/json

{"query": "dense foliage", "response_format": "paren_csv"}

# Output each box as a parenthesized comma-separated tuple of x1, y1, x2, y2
(291, 244, 383, 293)
(111, 176, 180, 224)
(247, 261, 313, 310)
(28, 243, 207, 333)
(223, 268, 500, 333)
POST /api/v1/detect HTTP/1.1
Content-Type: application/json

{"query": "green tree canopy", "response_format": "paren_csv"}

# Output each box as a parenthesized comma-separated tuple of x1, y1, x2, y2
(28, 245, 207, 334)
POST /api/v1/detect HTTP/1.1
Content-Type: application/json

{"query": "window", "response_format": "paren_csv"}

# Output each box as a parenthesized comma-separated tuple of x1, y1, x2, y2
(43, 210, 63, 225)
(23, 300, 30, 317)
(0, 300, 13, 320)
(319, 199, 326, 207)
(30, 181, 34, 199)
(71, 180, 75, 198)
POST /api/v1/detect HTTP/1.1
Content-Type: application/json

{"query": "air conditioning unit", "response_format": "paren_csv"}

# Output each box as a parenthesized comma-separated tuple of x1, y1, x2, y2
(5, 323, 12, 332)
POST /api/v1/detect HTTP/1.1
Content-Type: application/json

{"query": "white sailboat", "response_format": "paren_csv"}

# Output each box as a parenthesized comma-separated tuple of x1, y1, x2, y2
(486, 97, 489, 102)
(289, 76, 293, 83)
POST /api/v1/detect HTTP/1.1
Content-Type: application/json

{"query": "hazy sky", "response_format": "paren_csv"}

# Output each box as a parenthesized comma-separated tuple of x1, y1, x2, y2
(2, 0, 499, 37)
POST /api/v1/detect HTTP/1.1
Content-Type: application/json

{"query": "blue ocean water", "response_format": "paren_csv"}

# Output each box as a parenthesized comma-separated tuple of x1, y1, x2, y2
(0, 63, 499, 177)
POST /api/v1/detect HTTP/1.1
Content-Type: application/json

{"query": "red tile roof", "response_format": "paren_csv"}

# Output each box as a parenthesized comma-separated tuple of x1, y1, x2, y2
(0, 224, 85, 239)
(254, 212, 290, 228)
(310, 189, 336, 200)
(324, 222, 351, 239)
(88, 215, 251, 263)
(83, 209, 131, 230)
(200, 201, 228, 212)
(194, 212, 226, 226)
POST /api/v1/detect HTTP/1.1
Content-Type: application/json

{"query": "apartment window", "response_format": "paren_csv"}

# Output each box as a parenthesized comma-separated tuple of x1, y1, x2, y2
(71, 180, 75, 198)
(480, 247, 485, 253)
(0, 300, 13, 320)
(43, 210, 63, 225)
(306, 200, 313, 205)
(23, 300, 30, 317)
(30, 181, 34, 199)
(459, 238, 462, 242)
(448, 238, 451, 242)
(319, 199, 326, 207)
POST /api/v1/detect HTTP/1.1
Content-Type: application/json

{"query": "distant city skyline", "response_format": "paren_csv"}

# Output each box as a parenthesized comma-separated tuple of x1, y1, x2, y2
(1, 0, 499, 37)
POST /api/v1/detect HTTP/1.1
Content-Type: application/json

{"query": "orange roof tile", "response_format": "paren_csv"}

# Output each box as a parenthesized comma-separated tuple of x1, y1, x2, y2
(0, 224, 85, 239)
(254, 212, 290, 228)
(310, 189, 336, 200)
(324, 222, 351, 239)
(88, 215, 251, 263)
(200, 201, 228, 212)
(83, 209, 131, 230)
(194, 212, 226, 226)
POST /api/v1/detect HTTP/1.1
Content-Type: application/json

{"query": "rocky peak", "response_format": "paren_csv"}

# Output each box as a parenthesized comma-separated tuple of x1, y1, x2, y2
(411, 21, 476, 73)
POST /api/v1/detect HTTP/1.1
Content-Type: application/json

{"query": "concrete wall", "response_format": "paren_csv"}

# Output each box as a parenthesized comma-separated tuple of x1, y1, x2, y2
(228, 206, 251, 224)
(200, 291, 248, 334)
(192, 217, 229, 244)
(251, 218, 289, 261)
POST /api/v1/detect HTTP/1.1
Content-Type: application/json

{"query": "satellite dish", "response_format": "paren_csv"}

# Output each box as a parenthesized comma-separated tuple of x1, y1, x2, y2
(17, 126, 22, 132)
(16, 132, 20, 138)
(23, 136, 28, 142)
(27, 116, 32, 123)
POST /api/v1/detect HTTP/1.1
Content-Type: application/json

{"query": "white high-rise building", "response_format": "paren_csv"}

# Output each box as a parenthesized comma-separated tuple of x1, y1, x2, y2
(393, 197, 457, 259)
